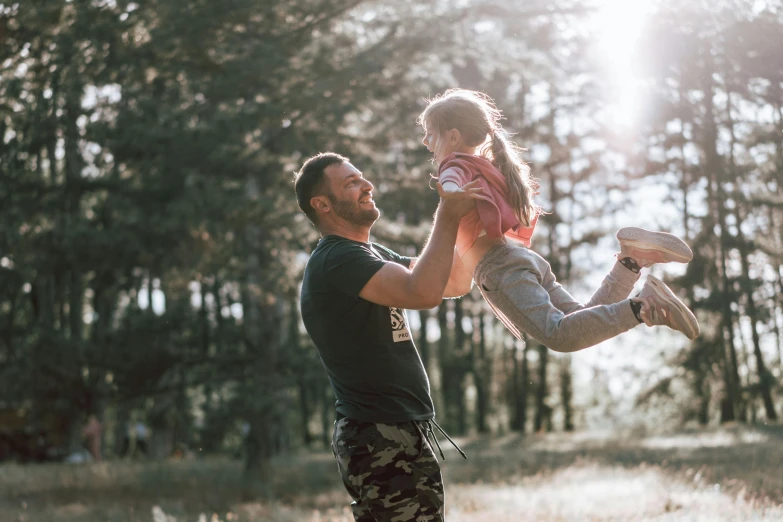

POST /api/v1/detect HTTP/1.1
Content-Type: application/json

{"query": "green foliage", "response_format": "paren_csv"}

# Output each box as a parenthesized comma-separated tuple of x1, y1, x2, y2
(1, 0, 782, 495)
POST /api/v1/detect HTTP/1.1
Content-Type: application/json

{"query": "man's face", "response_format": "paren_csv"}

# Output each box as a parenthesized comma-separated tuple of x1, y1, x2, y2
(323, 162, 379, 226)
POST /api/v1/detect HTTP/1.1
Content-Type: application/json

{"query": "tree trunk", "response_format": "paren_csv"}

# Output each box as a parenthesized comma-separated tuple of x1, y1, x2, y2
(288, 303, 313, 447)
(510, 338, 527, 433)
(241, 179, 279, 499)
(148, 397, 175, 460)
(242, 417, 273, 500)
(767, 209, 783, 366)
(437, 302, 460, 433)
(510, 334, 530, 433)
(417, 308, 444, 420)
(737, 252, 777, 421)
(534, 343, 549, 432)
(520, 339, 530, 432)
(701, 58, 743, 422)
(695, 369, 710, 426)
(767, 95, 783, 367)
(321, 383, 333, 450)
(298, 381, 312, 447)
(724, 83, 777, 422)
(63, 51, 84, 345)
(453, 300, 468, 434)
(559, 357, 574, 431)
(740, 259, 777, 421)
(473, 309, 489, 433)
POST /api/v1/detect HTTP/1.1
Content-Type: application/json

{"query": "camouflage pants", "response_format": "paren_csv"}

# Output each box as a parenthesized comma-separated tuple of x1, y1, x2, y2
(332, 417, 445, 521)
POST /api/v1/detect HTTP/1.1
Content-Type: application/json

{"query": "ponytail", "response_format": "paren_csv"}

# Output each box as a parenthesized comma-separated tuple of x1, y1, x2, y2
(419, 88, 541, 226)
(481, 130, 539, 227)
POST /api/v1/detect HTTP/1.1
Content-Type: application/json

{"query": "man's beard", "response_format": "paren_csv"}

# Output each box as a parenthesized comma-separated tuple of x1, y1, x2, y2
(330, 195, 379, 227)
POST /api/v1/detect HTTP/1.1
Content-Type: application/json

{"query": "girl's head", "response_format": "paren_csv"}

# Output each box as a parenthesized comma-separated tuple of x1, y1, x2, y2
(419, 89, 494, 163)
(418, 88, 539, 226)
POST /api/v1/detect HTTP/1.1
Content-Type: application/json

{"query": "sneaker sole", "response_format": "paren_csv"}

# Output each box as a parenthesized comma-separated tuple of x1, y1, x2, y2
(617, 227, 693, 263)
(645, 275, 700, 339)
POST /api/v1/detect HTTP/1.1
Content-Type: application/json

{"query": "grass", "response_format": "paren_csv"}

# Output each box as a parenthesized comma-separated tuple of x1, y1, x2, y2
(2, 424, 782, 521)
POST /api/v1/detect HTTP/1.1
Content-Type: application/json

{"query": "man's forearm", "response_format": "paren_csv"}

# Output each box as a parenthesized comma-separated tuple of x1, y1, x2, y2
(408, 205, 460, 306)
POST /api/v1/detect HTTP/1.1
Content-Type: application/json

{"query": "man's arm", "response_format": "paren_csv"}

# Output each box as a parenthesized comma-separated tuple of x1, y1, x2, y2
(439, 172, 473, 297)
(358, 181, 481, 309)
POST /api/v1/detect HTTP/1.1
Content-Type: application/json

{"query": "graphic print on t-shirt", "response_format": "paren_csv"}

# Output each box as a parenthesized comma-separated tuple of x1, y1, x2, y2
(389, 307, 411, 342)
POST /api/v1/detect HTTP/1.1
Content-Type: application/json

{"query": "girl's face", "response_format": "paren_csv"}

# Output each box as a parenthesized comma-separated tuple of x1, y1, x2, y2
(422, 125, 453, 164)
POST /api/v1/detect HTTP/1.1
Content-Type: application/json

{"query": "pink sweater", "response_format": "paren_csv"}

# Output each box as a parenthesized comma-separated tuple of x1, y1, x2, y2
(438, 153, 538, 256)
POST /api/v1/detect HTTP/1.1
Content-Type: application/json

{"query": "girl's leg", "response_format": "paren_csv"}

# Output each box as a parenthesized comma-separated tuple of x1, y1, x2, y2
(544, 258, 639, 314)
(475, 245, 640, 352)
(546, 227, 693, 314)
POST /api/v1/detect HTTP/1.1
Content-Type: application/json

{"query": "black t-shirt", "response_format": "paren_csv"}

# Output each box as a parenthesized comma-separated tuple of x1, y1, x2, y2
(300, 235, 435, 423)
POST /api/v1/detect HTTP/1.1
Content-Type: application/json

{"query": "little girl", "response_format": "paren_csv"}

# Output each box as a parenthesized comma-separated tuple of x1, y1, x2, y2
(419, 89, 699, 352)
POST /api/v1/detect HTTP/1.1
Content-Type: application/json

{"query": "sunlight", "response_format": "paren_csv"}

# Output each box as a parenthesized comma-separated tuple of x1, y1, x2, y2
(448, 464, 783, 522)
(593, 0, 651, 129)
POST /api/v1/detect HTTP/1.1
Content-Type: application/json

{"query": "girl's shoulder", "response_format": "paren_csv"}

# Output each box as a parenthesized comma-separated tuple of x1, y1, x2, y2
(439, 152, 495, 172)
(439, 154, 504, 187)
(438, 165, 472, 185)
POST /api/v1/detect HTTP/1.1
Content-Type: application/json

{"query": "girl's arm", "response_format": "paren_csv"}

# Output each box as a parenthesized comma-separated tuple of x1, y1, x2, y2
(443, 248, 473, 298)
(438, 166, 475, 296)
(439, 167, 470, 193)
(441, 180, 461, 192)
(414, 247, 473, 298)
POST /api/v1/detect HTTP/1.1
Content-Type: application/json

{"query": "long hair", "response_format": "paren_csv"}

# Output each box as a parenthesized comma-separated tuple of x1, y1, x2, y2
(418, 89, 540, 227)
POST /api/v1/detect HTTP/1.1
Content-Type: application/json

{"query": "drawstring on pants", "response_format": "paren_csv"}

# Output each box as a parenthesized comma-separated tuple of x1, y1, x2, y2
(416, 419, 467, 461)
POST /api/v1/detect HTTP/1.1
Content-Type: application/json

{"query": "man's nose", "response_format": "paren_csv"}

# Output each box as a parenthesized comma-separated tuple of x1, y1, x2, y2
(362, 179, 374, 190)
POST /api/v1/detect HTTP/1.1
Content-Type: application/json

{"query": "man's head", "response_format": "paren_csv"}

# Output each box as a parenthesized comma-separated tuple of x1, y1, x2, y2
(294, 152, 379, 230)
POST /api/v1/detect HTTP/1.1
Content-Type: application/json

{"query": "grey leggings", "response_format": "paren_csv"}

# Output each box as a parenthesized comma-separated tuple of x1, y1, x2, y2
(474, 243, 640, 352)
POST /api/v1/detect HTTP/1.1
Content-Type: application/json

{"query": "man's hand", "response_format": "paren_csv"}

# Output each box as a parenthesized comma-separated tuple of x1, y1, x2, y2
(436, 179, 484, 219)
(357, 179, 484, 310)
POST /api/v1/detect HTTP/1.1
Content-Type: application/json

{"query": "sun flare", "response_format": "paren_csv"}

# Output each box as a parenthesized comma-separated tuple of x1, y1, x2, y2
(594, 0, 651, 128)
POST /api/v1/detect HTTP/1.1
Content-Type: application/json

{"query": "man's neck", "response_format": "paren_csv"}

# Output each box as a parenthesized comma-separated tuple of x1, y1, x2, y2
(319, 222, 371, 243)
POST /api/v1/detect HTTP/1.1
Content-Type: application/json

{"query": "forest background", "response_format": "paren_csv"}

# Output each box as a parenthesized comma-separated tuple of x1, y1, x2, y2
(2, 0, 783, 520)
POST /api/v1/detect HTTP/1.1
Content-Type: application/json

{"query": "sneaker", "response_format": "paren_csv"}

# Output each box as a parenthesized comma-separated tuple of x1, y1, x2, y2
(636, 274, 700, 340)
(617, 227, 693, 267)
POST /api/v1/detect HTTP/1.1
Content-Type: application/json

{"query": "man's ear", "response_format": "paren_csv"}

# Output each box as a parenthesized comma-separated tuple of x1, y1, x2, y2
(310, 195, 330, 215)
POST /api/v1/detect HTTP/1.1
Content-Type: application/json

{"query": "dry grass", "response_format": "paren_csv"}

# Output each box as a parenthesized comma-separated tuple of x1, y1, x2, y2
(2, 425, 782, 521)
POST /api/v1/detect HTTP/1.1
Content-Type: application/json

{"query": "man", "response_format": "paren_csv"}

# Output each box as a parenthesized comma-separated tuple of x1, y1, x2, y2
(295, 152, 481, 521)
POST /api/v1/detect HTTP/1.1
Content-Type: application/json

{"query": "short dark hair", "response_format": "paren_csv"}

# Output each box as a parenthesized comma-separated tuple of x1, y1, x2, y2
(294, 152, 348, 224)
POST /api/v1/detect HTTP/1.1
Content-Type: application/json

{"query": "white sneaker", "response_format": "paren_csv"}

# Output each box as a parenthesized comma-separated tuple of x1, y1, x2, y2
(617, 227, 693, 267)
(636, 275, 700, 340)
